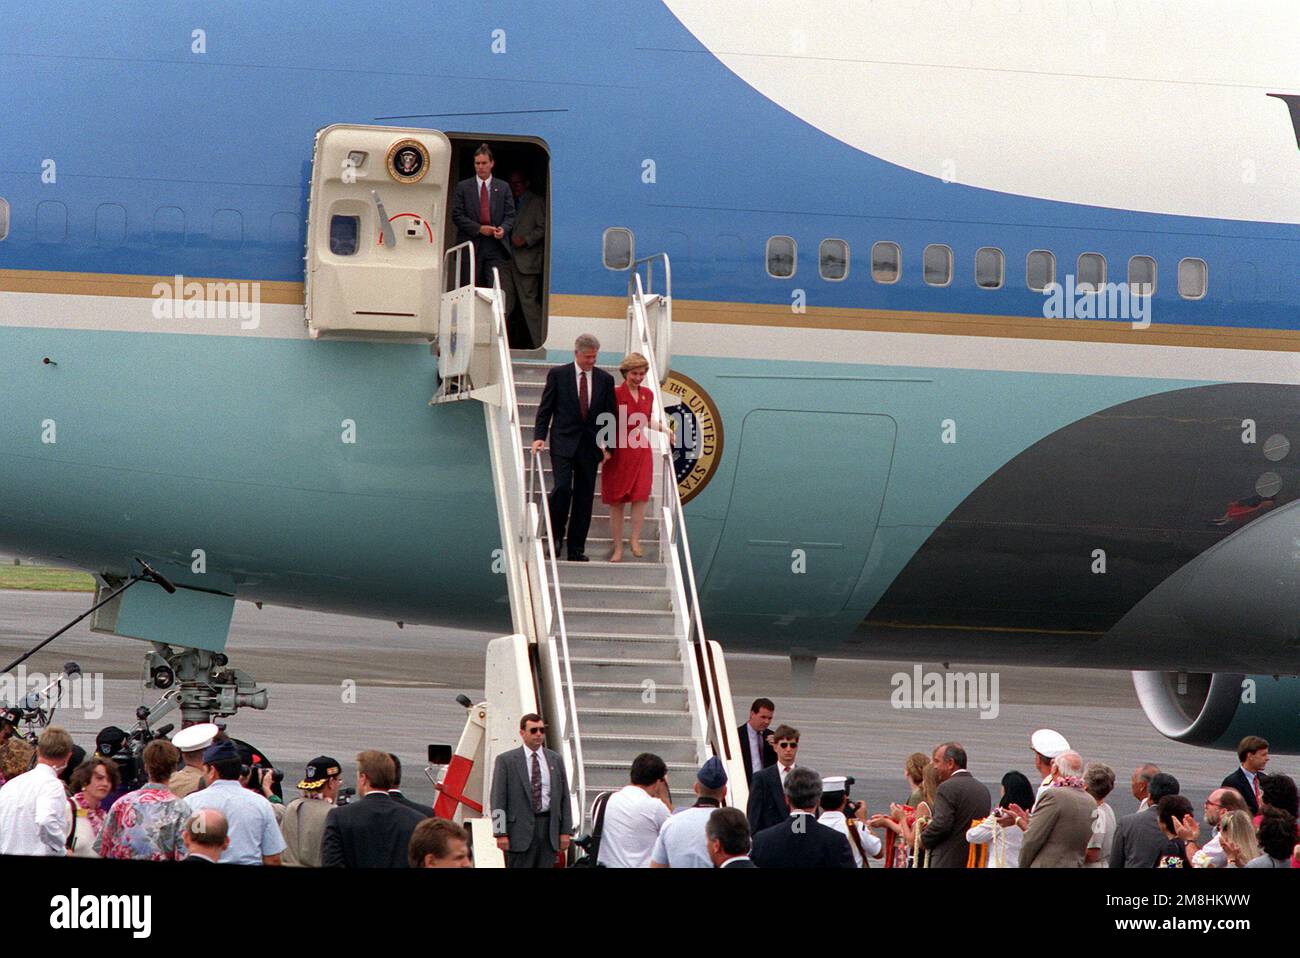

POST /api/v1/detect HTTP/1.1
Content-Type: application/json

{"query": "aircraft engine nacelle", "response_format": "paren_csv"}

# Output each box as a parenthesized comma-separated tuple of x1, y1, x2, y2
(1133, 670, 1300, 752)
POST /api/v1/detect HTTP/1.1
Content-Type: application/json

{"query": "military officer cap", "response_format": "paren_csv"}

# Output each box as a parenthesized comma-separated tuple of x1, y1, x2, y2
(696, 756, 727, 789)
(1030, 728, 1070, 759)
(822, 775, 848, 795)
(172, 722, 220, 754)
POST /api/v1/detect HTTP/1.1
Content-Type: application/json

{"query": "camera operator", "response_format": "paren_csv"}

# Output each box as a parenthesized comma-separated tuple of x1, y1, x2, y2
(93, 727, 135, 808)
(184, 739, 285, 865)
(819, 775, 882, 868)
(241, 760, 285, 822)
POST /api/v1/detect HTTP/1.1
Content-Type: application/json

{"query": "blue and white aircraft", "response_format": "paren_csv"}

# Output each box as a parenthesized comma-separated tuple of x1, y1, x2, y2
(2, 1, 1299, 750)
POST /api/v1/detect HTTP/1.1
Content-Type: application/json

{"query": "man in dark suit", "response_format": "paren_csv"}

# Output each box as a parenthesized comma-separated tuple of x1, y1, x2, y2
(738, 697, 777, 786)
(706, 807, 754, 868)
(321, 751, 425, 868)
(181, 808, 228, 863)
(746, 724, 800, 834)
(1221, 735, 1269, 816)
(920, 742, 991, 868)
(490, 712, 573, 868)
(501, 171, 546, 345)
(530, 335, 617, 561)
(450, 143, 516, 287)
(1110, 772, 1180, 868)
(386, 753, 435, 818)
(751, 767, 855, 868)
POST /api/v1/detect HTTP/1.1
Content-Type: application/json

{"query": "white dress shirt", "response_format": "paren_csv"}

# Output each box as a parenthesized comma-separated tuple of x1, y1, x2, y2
(523, 745, 551, 810)
(0, 763, 71, 856)
(746, 725, 764, 774)
(965, 812, 1024, 868)
(820, 809, 882, 867)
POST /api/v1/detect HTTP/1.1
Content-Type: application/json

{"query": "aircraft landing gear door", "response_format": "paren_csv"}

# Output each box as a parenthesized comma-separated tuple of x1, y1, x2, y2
(305, 125, 452, 338)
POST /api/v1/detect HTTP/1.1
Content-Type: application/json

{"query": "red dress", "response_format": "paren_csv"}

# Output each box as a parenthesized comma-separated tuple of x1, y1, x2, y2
(601, 383, 654, 505)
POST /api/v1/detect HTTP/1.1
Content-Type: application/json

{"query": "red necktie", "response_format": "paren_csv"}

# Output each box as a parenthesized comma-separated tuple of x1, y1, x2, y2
(579, 371, 589, 420)
(479, 181, 491, 225)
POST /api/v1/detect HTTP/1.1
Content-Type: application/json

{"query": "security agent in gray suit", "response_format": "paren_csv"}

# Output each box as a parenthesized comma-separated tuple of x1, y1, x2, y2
(1110, 772, 1180, 868)
(491, 713, 573, 868)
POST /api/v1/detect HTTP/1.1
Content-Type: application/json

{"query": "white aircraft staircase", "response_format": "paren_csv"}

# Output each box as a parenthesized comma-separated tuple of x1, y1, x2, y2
(429, 246, 746, 861)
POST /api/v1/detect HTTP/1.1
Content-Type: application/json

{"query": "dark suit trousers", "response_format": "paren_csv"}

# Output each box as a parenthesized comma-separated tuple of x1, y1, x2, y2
(506, 812, 556, 869)
(550, 452, 597, 556)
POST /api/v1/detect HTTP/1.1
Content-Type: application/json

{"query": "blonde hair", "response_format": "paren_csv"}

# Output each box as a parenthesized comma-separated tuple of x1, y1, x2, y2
(921, 763, 942, 807)
(618, 352, 650, 378)
(905, 752, 929, 786)
(1219, 809, 1260, 863)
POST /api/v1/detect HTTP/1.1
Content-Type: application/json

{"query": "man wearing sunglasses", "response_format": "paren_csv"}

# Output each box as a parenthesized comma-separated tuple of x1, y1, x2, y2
(747, 725, 801, 834)
(490, 713, 573, 868)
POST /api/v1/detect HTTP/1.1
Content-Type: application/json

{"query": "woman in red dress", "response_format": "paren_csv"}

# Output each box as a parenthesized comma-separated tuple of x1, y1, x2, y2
(601, 352, 670, 562)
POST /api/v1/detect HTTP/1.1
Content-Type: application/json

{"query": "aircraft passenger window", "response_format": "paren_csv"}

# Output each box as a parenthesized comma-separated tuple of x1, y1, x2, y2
(766, 236, 796, 278)
(819, 238, 848, 281)
(1077, 252, 1106, 292)
(603, 227, 634, 270)
(871, 241, 900, 283)
(923, 244, 952, 286)
(975, 247, 1004, 288)
(0, 198, 8, 241)
(1178, 257, 1208, 299)
(329, 215, 360, 256)
(1128, 255, 1156, 296)
(1026, 249, 1055, 291)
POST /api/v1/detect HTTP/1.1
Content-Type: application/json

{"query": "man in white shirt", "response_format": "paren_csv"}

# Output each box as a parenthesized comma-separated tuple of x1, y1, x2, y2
(819, 776, 882, 868)
(0, 725, 75, 856)
(1197, 787, 1249, 867)
(650, 757, 728, 868)
(597, 752, 672, 868)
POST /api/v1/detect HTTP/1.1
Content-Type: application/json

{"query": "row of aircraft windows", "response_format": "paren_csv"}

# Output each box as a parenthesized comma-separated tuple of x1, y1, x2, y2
(766, 236, 1209, 300)
(0, 199, 298, 247)
(600, 227, 1210, 301)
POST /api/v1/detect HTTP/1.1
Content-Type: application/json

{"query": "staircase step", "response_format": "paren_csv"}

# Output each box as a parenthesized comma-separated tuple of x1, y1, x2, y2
(557, 584, 672, 611)
(576, 708, 695, 736)
(567, 657, 684, 685)
(565, 633, 680, 661)
(557, 561, 667, 587)
(568, 682, 690, 710)
(565, 607, 676, 636)
(581, 761, 701, 797)
(580, 733, 700, 764)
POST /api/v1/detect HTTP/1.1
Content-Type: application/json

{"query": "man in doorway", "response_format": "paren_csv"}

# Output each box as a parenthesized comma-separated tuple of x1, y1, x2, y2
(451, 143, 515, 287)
(501, 171, 545, 345)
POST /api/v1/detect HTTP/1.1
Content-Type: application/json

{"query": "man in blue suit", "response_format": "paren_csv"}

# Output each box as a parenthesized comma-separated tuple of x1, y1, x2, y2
(750, 767, 855, 869)
(450, 143, 515, 287)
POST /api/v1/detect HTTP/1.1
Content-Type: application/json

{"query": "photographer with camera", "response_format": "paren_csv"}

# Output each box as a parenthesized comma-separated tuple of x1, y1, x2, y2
(184, 739, 285, 865)
(819, 776, 881, 868)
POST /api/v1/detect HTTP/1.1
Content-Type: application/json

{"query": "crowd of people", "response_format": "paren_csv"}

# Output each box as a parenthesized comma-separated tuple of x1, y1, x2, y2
(0, 723, 471, 868)
(499, 701, 1298, 869)
(1, 702, 1295, 870)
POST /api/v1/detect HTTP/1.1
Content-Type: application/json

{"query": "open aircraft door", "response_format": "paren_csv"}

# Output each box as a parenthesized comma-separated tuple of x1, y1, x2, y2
(305, 124, 451, 338)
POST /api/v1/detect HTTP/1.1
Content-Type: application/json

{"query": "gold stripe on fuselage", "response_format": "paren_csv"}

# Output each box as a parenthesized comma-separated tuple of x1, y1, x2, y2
(4, 268, 1299, 352)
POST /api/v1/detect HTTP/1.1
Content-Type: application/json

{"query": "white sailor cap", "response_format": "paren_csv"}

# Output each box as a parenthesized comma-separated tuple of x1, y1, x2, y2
(822, 775, 848, 793)
(172, 722, 220, 754)
(1030, 729, 1070, 759)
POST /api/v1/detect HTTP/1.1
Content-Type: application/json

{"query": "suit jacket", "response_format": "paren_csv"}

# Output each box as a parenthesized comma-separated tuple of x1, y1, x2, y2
(751, 814, 855, 869)
(451, 175, 516, 264)
(490, 745, 573, 853)
(746, 764, 788, 835)
(737, 723, 777, 785)
(320, 793, 425, 868)
(509, 191, 545, 274)
(388, 789, 435, 819)
(1019, 786, 1096, 868)
(1109, 806, 1168, 868)
(532, 363, 617, 463)
(720, 856, 756, 868)
(1221, 768, 1259, 815)
(920, 770, 991, 868)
